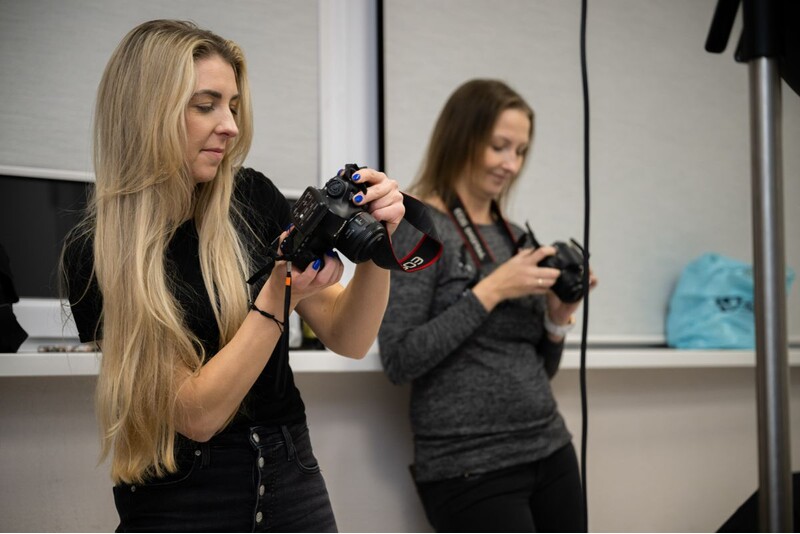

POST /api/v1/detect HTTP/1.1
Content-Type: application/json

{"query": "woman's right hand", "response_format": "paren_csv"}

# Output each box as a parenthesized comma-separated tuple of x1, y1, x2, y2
(254, 231, 345, 315)
(471, 247, 561, 312)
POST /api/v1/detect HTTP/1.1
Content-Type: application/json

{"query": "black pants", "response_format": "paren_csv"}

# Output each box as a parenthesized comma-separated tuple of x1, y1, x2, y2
(112, 422, 336, 532)
(415, 443, 585, 533)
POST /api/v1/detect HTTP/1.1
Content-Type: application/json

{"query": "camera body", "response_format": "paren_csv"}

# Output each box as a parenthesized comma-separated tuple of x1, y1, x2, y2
(280, 164, 387, 270)
(519, 223, 586, 303)
(538, 239, 586, 303)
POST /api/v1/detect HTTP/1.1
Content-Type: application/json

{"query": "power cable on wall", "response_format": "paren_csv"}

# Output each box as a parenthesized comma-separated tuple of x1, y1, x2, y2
(578, 0, 592, 530)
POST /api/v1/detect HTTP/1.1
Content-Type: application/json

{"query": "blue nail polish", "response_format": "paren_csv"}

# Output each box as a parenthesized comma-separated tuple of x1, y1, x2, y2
(353, 194, 363, 203)
(352, 173, 361, 181)
(312, 258, 322, 270)
(284, 223, 294, 231)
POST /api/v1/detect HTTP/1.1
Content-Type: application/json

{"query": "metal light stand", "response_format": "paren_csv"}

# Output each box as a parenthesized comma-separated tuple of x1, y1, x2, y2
(706, 0, 793, 531)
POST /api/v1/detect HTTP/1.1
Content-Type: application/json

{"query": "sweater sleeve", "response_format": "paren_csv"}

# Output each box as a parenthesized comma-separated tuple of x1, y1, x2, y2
(378, 222, 490, 385)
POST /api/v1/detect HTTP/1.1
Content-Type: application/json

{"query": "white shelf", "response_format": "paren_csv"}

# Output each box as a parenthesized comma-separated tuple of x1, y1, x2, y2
(2, 344, 799, 377)
(0, 351, 103, 377)
(281, 346, 800, 372)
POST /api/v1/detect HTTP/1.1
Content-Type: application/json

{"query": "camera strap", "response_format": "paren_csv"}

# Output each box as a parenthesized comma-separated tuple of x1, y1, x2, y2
(370, 192, 443, 272)
(446, 194, 519, 270)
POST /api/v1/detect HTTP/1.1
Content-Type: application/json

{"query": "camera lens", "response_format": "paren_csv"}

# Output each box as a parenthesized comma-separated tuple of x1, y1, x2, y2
(337, 212, 386, 263)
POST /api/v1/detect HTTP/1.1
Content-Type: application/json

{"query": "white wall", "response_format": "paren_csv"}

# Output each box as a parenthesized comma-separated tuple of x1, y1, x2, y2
(1, 369, 798, 532)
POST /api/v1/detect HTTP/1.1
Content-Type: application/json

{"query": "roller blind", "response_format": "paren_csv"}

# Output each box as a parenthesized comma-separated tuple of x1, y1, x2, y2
(0, 0, 319, 192)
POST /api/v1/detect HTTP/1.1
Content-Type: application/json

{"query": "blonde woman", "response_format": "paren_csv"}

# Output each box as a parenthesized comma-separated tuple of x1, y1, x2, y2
(378, 79, 596, 532)
(63, 20, 403, 532)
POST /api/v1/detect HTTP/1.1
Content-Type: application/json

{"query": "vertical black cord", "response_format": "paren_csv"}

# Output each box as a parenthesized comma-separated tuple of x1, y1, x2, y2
(376, 0, 386, 171)
(282, 261, 292, 385)
(579, 0, 591, 531)
(273, 261, 293, 397)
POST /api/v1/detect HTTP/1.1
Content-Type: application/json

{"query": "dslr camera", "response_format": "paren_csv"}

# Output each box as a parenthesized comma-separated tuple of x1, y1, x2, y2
(280, 164, 387, 270)
(521, 222, 587, 303)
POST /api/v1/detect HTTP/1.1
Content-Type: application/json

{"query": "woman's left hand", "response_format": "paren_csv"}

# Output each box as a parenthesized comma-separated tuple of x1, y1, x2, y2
(348, 168, 405, 236)
(545, 268, 599, 325)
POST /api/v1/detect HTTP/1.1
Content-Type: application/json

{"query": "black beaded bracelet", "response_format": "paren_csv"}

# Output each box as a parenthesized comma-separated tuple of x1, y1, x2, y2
(249, 302, 284, 333)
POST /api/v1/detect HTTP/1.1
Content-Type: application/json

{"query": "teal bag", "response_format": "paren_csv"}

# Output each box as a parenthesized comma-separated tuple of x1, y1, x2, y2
(666, 253, 795, 349)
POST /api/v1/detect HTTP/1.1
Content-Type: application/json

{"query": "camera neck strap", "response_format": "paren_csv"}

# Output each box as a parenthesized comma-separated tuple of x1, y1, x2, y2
(446, 194, 519, 269)
(370, 192, 443, 272)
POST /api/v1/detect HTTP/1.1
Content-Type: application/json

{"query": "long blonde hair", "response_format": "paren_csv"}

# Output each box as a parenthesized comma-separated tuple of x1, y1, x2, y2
(411, 79, 534, 208)
(84, 20, 254, 484)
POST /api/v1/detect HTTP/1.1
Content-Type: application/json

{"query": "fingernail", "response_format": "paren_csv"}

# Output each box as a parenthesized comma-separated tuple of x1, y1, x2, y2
(337, 168, 344, 175)
(353, 194, 363, 203)
(352, 173, 361, 181)
(284, 223, 294, 230)
(312, 259, 322, 270)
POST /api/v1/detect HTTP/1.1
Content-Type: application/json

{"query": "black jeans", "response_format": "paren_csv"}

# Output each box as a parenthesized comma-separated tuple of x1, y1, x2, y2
(415, 443, 585, 533)
(113, 422, 337, 532)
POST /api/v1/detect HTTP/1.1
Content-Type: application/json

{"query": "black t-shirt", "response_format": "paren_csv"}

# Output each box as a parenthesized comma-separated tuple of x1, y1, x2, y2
(64, 168, 306, 428)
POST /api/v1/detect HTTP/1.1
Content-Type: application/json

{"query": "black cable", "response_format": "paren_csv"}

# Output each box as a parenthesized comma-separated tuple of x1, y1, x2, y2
(579, 0, 591, 531)
(270, 259, 293, 397)
(376, 0, 386, 170)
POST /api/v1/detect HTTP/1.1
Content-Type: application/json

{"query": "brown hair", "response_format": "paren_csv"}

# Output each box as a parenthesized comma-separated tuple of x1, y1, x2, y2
(411, 79, 534, 207)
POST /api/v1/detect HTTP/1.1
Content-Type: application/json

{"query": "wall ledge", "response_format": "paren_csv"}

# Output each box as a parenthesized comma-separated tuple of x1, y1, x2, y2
(2, 343, 798, 377)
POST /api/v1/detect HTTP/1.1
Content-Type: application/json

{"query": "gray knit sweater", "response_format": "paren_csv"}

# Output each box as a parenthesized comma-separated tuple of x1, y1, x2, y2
(378, 207, 572, 483)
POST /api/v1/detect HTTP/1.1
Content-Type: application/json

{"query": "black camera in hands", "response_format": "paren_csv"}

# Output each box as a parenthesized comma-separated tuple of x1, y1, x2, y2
(521, 222, 587, 303)
(280, 164, 387, 270)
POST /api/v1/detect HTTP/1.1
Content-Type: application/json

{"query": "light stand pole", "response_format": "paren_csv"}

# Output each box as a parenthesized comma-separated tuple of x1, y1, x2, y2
(706, 0, 793, 531)
(749, 53, 792, 534)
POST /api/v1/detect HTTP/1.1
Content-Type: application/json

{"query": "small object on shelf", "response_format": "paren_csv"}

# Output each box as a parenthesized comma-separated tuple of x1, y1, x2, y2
(288, 312, 302, 349)
(37, 343, 98, 353)
(301, 319, 326, 350)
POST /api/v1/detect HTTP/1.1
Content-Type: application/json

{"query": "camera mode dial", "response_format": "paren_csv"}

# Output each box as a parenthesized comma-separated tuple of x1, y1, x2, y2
(325, 178, 346, 198)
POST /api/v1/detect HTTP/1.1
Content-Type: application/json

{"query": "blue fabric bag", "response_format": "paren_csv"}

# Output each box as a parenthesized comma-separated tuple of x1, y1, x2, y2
(666, 253, 795, 349)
